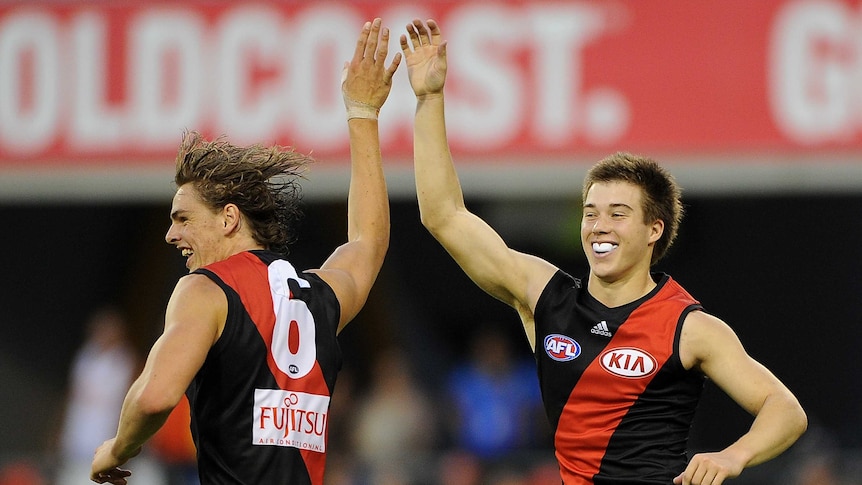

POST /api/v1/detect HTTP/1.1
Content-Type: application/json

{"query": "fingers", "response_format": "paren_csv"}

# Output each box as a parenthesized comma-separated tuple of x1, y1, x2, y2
(364, 18, 382, 61)
(343, 18, 401, 109)
(92, 469, 131, 485)
(353, 18, 395, 64)
(404, 19, 424, 50)
(375, 25, 390, 64)
(417, 19, 440, 46)
(675, 467, 726, 485)
(411, 19, 430, 46)
(399, 33, 410, 55)
(401, 18, 442, 54)
(386, 52, 402, 84)
(352, 21, 372, 61)
(427, 19, 442, 46)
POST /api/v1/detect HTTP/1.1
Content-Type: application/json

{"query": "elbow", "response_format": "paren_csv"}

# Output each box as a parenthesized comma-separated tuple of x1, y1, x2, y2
(418, 207, 453, 236)
(351, 219, 389, 252)
(133, 386, 181, 418)
(786, 390, 808, 441)
(357, 232, 389, 273)
(138, 397, 178, 419)
(418, 211, 437, 232)
(369, 223, 390, 259)
(775, 393, 808, 447)
(792, 404, 809, 441)
(373, 235, 389, 267)
(417, 195, 460, 235)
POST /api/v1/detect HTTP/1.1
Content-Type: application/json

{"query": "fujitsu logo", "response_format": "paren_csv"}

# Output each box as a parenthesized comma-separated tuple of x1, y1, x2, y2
(600, 347, 657, 378)
(253, 389, 329, 452)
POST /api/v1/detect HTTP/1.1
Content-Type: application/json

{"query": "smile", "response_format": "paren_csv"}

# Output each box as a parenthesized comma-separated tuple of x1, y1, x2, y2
(592, 242, 618, 254)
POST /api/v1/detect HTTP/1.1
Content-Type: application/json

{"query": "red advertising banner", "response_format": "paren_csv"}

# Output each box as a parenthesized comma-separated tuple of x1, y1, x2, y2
(1, 0, 861, 170)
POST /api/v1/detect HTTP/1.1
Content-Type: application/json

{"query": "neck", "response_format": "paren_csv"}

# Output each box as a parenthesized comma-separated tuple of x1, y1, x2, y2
(587, 270, 657, 308)
(221, 234, 266, 260)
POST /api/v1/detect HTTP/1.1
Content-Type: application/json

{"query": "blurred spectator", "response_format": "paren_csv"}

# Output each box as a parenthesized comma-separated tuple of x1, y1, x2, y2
(0, 459, 46, 485)
(525, 460, 563, 485)
(323, 368, 361, 485)
(445, 324, 544, 460)
(351, 349, 438, 483)
(436, 451, 482, 485)
(794, 456, 840, 485)
(150, 395, 199, 485)
(53, 305, 139, 484)
(785, 423, 843, 485)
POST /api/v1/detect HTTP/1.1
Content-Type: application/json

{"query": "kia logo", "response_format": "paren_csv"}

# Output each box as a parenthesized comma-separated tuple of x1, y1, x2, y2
(600, 347, 657, 378)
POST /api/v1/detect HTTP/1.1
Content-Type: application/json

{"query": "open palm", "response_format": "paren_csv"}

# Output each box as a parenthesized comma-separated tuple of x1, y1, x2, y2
(401, 19, 447, 97)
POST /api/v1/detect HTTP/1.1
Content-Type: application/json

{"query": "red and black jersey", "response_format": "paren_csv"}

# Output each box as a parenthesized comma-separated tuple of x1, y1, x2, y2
(534, 270, 705, 485)
(187, 250, 342, 485)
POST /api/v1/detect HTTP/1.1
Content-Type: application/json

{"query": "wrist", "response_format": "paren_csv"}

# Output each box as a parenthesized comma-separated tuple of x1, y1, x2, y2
(416, 92, 444, 102)
(344, 96, 379, 121)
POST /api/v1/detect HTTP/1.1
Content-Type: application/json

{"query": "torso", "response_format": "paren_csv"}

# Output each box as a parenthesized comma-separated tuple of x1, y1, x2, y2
(534, 270, 705, 484)
(187, 250, 342, 485)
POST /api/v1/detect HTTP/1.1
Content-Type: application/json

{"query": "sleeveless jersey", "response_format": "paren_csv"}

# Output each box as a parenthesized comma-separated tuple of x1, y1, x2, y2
(534, 271, 705, 485)
(188, 250, 342, 485)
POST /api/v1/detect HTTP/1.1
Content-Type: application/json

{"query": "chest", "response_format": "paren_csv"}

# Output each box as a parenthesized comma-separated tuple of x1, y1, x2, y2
(537, 294, 683, 387)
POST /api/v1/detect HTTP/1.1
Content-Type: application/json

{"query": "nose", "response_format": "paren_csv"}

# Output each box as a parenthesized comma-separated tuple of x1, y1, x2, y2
(165, 224, 179, 244)
(591, 215, 609, 234)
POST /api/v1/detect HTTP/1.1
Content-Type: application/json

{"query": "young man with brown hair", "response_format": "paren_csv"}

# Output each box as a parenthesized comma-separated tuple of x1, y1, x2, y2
(401, 18, 807, 485)
(91, 18, 401, 485)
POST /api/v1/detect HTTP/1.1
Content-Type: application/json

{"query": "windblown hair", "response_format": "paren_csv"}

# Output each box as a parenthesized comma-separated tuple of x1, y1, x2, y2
(174, 131, 311, 255)
(583, 152, 683, 265)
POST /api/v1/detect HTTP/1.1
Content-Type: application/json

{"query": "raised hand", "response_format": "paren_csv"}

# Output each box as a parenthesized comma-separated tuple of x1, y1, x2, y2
(400, 19, 447, 98)
(342, 18, 401, 119)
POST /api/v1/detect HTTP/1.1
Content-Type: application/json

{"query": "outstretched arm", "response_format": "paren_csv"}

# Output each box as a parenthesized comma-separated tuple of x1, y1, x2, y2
(91, 275, 224, 484)
(312, 18, 400, 332)
(401, 19, 556, 348)
(674, 311, 808, 485)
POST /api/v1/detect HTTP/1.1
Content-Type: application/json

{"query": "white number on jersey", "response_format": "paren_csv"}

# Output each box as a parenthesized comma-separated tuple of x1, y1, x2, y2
(268, 260, 315, 379)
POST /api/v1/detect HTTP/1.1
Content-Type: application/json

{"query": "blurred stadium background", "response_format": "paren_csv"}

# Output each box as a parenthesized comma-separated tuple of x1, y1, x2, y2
(1, 1, 861, 484)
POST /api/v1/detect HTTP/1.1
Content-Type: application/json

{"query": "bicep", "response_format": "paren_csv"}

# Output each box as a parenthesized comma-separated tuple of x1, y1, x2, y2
(138, 275, 225, 406)
(681, 312, 787, 416)
(431, 208, 557, 311)
(312, 239, 382, 331)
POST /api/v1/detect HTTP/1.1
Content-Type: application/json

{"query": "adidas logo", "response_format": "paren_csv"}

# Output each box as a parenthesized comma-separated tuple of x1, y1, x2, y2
(590, 320, 613, 337)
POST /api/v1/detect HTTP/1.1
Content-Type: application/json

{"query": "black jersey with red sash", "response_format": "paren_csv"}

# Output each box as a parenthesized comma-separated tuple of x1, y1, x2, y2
(187, 250, 341, 485)
(534, 270, 705, 485)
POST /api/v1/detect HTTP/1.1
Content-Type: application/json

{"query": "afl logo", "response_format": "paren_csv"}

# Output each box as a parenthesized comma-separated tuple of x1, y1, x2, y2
(544, 334, 581, 362)
(600, 347, 657, 378)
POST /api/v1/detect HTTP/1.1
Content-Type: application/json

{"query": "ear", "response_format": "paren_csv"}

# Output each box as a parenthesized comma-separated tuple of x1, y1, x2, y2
(648, 219, 664, 245)
(221, 203, 242, 235)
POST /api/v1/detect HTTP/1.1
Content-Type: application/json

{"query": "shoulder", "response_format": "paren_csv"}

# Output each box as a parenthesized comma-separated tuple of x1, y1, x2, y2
(168, 274, 228, 322)
(681, 311, 737, 339)
(302, 268, 342, 296)
(534, 269, 581, 310)
(679, 310, 744, 371)
(173, 272, 223, 297)
(541, 268, 581, 293)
